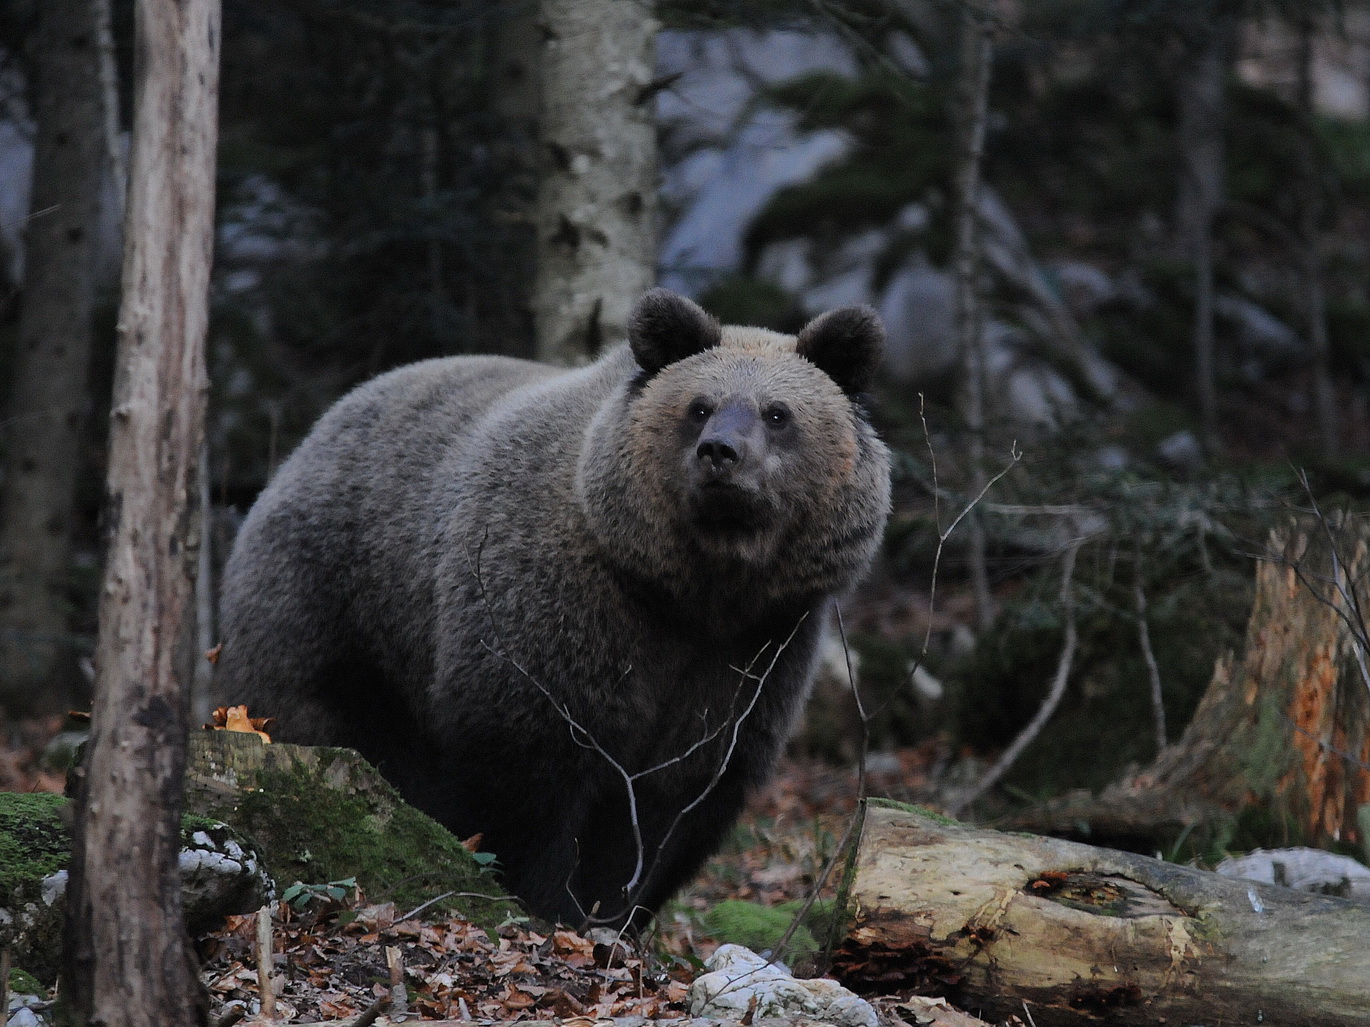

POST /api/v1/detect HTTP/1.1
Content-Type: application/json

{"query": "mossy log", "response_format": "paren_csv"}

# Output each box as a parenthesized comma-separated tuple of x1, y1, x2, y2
(184, 730, 519, 928)
(1007, 514, 1370, 854)
(832, 801, 1370, 1026)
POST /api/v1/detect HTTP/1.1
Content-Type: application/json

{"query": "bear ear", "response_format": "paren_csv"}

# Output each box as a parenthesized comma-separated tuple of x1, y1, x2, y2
(628, 289, 722, 376)
(796, 305, 885, 396)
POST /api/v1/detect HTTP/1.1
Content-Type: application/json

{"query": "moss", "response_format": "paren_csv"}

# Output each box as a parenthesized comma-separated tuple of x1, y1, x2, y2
(0, 793, 70, 907)
(701, 899, 818, 960)
(187, 733, 514, 928)
(8, 967, 45, 996)
(866, 797, 959, 825)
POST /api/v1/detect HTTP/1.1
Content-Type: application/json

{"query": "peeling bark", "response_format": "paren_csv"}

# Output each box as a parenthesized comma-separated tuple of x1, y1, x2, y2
(532, 0, 657, 365)
(61, 0, 219, 1021)
(834, 802, 1370, 1026)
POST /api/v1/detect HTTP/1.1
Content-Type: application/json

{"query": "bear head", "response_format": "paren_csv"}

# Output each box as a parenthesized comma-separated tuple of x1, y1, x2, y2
(576, 289, 891, 624)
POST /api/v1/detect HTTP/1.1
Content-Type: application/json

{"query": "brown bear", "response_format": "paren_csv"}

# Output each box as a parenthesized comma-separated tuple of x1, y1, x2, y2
(214, 289, 890, 927)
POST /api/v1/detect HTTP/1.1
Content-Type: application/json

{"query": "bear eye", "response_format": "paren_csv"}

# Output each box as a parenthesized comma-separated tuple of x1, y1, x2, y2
(687, 399, 712, 423)
(763, 403, 791, 428)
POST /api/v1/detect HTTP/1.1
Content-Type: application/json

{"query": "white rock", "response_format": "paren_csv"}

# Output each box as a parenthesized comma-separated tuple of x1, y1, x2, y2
(689, 944, 877, 1027)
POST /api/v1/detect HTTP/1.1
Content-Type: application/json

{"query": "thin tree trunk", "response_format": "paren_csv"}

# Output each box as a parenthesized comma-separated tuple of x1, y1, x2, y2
(484, 0, 540, 357)
(532, 0, 657, 365)
(1175, 22, 1230, 444)
(62, 0, 219, 1021)
(0, 0, 106, 714)
(1296, 11, 1338, 455)
(953, 1, 994, 631)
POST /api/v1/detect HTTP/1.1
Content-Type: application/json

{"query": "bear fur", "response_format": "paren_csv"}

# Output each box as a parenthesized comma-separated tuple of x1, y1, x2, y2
(215, 290, 890, 927)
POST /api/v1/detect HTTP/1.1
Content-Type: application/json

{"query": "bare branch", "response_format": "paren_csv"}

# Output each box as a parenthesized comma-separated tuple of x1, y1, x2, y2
(949, 537, 1082, 816)
(1134, 550, 1167, 755)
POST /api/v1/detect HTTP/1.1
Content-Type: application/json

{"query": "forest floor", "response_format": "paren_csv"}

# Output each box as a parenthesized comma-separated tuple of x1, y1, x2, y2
(0, 715, 999, 1025)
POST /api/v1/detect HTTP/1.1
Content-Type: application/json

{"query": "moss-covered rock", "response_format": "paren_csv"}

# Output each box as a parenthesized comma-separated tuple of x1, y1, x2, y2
(0, 791, 271, 985)
(185, 731, 517, 928)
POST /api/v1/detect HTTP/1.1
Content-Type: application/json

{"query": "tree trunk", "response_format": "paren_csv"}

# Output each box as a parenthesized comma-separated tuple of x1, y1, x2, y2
(61, 0, 219, 1022)
(1295, 10, 1338, 455)
(0, 0, 107, 714)
(1175, 21, 1230, 444)
(833, 801, 1370, 1026)
(532, 0, 657, 365)
(481, 2, 541, 357)
(1007, 514, 1370, 857)
(952, 1, 995, 632)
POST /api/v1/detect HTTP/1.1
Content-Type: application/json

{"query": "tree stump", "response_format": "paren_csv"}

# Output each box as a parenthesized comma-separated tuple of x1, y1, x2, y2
(1007, 514, 1370, 856)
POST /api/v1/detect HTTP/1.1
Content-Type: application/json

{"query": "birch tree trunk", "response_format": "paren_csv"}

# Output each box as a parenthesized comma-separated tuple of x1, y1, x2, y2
(0, 0, 107, 714)
(533, 0, 657, 365)
(61, 0, 220, 1021)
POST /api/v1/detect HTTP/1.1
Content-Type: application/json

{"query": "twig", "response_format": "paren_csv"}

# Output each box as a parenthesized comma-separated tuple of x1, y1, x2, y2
(468, 531, 798, 922)
(1134, 549, 1167, 755)
(950, 537, 1082, 816)
(386, 945, 407, 1019)
(396, 891, 455, 924)
(256, 904, 275, 1020)
(345, 993, 391, 1027)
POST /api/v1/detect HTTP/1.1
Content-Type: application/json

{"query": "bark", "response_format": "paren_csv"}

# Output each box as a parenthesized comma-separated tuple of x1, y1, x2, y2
(833, 801, 1370, 1026)
(481, 1, 540, 356)
(1175, 21, 1230, 442)
(0, 0, 106, 714)
(1296, 10, 1338, 455)
(532, 0, 657, 365)
(1007, 514, 1370, 856)
(952, 1, 994, 632)
(61, 0, 220, 1022)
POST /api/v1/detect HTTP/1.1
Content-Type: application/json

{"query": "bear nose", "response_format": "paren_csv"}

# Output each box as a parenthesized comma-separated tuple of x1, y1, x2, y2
(697, 437, 740, 472)
(696, 404, 754, 476)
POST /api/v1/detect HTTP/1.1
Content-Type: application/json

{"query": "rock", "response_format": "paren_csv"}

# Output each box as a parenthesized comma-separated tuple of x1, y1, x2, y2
(877, 261, 958, 384)
(184, 730, 518, 928)
(1214, 294, 1305, 379)
(0, 792, 270, 985)
(1050, 261, 1117, 318)
(1155, 429, 1204, 472)
(690, 944, 878, 1027)
(1217, 847, 1370, 903)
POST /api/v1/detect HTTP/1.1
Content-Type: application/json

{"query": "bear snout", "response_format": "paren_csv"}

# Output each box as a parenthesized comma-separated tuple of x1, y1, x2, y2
(695, 404, 758, 479)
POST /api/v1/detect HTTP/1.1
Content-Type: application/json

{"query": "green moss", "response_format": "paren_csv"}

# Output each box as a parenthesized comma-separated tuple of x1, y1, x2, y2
(188, 735, 513, 928)
(8, 967, 45, 996)
(701, 899, 817, 960)
(867, 798, 959, 825)
(0, 793, 70, 906)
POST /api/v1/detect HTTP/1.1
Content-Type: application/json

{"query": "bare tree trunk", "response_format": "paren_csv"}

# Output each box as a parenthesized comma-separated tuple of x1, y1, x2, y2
(532, 0, 657, 365)
(0, 0, 107, 714)
(62, 0, 219, 1021)
(953, 1, 994, 631)
(1296, 11, 1338, 456)
(483, 1, 541, 357)
(1175, 21, 1230, 444)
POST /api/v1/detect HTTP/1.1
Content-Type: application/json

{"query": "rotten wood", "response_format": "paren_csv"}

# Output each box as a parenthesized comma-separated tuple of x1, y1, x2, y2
(833, 801, 1370, 1026)
(1007, 514, 1370, 854)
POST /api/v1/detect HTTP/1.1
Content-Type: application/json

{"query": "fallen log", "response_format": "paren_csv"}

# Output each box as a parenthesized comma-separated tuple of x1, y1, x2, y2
(831, 800, 1370, 1027)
